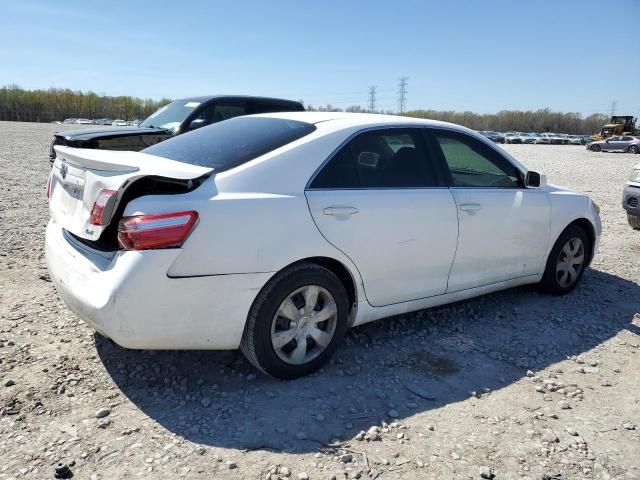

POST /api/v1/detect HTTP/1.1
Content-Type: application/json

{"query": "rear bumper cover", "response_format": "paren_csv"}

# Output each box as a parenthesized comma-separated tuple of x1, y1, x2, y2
(45, 220, 272, 349)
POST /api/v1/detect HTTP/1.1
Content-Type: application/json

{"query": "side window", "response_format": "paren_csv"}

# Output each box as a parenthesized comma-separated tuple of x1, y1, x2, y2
(432, 130, 521, 188)
(310, 128, 440, 189)
(252, 102, 300, 114)
(621, 136, 632, 141)
(194, 103, 247, 125)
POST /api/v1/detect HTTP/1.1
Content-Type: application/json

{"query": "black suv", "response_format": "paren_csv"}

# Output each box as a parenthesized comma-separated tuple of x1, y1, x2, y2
(49, 95, 304, 161)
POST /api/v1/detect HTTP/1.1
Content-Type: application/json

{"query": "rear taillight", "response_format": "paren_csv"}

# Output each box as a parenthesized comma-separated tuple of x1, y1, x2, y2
(117, 211, 198, 250)
(46, 172, 53, 199)
(90, 189, 118, 225)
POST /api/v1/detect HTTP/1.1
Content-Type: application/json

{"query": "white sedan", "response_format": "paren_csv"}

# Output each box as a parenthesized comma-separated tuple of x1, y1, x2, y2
(46, 112, 601, 378)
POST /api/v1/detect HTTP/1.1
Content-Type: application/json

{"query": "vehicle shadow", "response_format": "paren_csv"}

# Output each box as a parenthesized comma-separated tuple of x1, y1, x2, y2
(96, 268, 640, 453)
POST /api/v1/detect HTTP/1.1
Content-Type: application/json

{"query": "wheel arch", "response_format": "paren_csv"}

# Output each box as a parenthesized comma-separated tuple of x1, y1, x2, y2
(561, 218, 597, 266)
(288, 256, 358, 315)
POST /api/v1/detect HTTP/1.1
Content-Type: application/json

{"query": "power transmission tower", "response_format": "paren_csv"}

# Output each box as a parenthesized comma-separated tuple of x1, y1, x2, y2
(368, 85, 377, 113)
(610, 100, 617, 117)
(398, 77, 408, 114)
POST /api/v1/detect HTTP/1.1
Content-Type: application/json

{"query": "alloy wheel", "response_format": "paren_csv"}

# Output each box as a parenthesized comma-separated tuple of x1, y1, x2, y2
(270, 285, 338, 365)
(555, 237, 585, 288)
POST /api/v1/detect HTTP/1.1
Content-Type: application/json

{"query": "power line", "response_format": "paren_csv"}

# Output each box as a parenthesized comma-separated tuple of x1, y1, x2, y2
(397, 77, 408, 114)
(368, 85, 377, 112)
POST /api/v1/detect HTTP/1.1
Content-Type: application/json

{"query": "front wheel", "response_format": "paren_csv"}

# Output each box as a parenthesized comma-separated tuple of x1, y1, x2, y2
(240, 263, 350, 379)
(628, 214, 640, 230)
(539, 225, 590, 295)
(627, 145, 639, 154)
(590, 144, 601, 152)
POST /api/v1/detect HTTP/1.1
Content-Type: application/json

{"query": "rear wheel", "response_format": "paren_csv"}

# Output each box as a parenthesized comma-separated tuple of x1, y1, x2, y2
(240, 263, 349, 379)
(590, 144, 601, 152)
(628, 214, 640, 230)
(627, 145, 639, 154)
(539, 225, 590, 295)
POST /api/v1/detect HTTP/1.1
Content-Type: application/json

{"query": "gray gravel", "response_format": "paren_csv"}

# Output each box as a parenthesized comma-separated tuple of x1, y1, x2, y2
(0, 121, 639, 479)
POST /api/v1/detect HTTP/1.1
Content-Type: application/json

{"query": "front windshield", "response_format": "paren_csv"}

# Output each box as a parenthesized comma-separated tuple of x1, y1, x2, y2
(140, 100, 201, 130)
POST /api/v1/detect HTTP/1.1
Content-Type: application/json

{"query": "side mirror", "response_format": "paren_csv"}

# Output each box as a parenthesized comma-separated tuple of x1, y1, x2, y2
(188, 118, 209, 130)
(525, 171, 547, 188)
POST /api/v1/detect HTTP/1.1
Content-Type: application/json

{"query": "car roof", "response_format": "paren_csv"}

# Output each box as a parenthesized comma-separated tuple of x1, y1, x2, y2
(247, 112, 531, 174)
(252, 111, 467, 132)
(176, 95, 303, 105)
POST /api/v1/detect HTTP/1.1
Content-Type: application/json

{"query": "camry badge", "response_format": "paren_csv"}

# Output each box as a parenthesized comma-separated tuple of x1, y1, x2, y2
(60, 162, 68, 179)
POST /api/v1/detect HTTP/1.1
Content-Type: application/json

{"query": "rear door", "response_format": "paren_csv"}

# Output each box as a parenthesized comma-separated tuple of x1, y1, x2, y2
(427, 129, 551, 292)
(620, 136, 634, 151)
(305, 127, 458, 307)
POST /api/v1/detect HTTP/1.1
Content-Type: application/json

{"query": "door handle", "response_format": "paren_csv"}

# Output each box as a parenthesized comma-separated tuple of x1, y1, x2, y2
(459, 203, 482, 212)
(323, 206, 359, 216)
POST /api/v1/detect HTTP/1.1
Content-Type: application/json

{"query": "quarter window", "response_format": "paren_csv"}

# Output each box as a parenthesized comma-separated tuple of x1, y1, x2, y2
(310, 128, 440, 189)
(432, 130, 521, 188)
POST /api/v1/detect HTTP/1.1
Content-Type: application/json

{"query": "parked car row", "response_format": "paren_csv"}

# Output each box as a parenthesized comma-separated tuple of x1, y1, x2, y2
(60, 118, 142, 126)
(478, 131, 594, 145)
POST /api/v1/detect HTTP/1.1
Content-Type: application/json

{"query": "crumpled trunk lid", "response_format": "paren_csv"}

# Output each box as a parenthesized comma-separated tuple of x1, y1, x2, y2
(49, 146, 212, 241)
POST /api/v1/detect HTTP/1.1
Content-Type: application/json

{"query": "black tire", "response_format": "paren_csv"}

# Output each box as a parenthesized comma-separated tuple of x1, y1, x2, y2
(590, 144, 601, 152)
(627, 145, 639, 154)
(240, 262, 350, 379)
(628, 214, 640, 230)
(539, 224, 591, 295)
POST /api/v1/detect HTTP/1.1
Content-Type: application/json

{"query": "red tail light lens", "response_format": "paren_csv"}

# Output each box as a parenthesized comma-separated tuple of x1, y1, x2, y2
(117, 211, 198, 250)
(90, 189, 118, 225)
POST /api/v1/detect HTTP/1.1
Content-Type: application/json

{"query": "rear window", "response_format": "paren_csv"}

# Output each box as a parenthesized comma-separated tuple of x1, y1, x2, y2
(143, 116, 316, 171)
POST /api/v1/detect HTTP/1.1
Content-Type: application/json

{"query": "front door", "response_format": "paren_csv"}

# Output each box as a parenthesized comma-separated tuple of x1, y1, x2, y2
(305, 128, 459, 307)
(428, 129, 551, 292)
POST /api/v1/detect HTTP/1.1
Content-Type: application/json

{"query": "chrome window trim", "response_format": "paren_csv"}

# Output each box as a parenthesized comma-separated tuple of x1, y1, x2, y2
(305, 124, 445, 191)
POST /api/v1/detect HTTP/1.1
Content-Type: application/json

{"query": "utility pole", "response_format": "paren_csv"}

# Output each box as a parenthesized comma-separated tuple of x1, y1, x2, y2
(398, 77, 408, 114)
(610, 100, 617, 117)
(368, 85, 377, 113)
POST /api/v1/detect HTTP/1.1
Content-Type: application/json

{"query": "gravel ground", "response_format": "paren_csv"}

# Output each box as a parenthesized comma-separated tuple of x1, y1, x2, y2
(0, 121, 639, 480)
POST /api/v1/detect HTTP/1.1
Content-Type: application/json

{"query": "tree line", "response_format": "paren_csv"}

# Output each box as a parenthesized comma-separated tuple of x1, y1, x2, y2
(0, 85, 609, 134)
(0, 85, 171, 123)
(305, 103, 609, 135)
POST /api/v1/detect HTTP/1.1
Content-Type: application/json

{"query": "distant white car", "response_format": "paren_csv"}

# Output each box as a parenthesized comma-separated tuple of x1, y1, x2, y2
(75, 118, 92, 125)
(112, 119, 128, 126)
(535, 134, 552, 144)
(45, 112, 601, 378)
(504, 133, 522, 144)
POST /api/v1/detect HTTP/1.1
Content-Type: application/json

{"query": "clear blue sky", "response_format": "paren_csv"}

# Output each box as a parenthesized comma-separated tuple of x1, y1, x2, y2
(1, 0, 639, 116)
